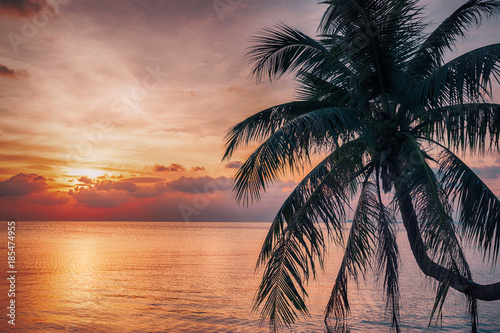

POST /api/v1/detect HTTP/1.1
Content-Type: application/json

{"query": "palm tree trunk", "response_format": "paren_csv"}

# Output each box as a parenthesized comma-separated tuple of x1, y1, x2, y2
(398, 194, 500, 301)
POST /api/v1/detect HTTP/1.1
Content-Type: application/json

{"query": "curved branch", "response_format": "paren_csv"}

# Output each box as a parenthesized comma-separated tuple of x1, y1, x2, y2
(398, 192, 500, 301)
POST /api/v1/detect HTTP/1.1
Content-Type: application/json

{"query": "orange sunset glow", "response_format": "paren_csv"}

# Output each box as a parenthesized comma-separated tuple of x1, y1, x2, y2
(1, 0, 500, 222)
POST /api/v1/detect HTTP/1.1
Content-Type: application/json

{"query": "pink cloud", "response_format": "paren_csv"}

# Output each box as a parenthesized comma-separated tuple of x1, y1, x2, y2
(129, 188, 162, 198)
(0, 65, 15, 76)
(71, 188, 130, 207)
(78, 176, 93, 184)
(226, 161, 243, 169)
(94, 180, 138, 192)
(156, 176, 232, 194)
(122, 177, 164, 183)
(191, 166, 206, 172)
(154, 163, 186, 172)
(472, 165, 500, 181)
(0, 65, 29, 79)
(0, 171, 300, 221)
(28, 191, 70, 205)
(69, 179, 143, 207)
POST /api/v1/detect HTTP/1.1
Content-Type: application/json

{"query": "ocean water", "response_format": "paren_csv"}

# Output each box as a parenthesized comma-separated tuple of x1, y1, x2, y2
(0, 221, 499, 332)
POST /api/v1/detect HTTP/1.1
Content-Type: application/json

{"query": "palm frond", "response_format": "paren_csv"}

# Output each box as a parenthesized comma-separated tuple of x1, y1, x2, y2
(375, 171, 400, 332)
(319, 0, 419, 36)
(413, 103, 500, 153)
(411, 0, 500, 78)
(319, 0, 370, 35)
(257, 140, 367, 269)
(439, 148, 500, 263)
(296, 71, 351, 104)
(223, 101, 340, 161)
(232, 107, 362, 204)
(415, 43, 500, 107)
(325, 176, 377, 327)
(247, 23, 350, 82)
(319, 0, 423, 109)
(253, 230, 311, 331)
(253, 142, 369, 331)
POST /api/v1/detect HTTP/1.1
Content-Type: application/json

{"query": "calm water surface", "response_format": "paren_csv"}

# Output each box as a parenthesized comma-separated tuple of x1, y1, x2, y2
(0, 221, 499, 332)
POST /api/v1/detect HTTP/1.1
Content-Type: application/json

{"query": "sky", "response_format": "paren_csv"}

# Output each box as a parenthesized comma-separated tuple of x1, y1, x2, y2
(0, 0, 499, 221)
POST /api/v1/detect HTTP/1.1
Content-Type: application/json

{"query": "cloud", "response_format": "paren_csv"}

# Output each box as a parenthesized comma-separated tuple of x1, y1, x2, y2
(0, 173, 47, 197)
(157, 176, 232, 194)
(78, 176, 93, 184)
(154, 163, 186, 172)
(0, 65, 28, 79)
(122, 177, 164, 183)
(0, 153, 63, 167)
(94, 180, 138, 192)
(0, 171, 299, 221)
(69, 179, 140, 207)
(28, 191, 69, 205)
(129, 188, 162, 198)
(71, 188, 130, 207)
(70, 177, 165, 207)
(191, 166, 205, 172)
(0, 65, 15, 77)
(472, 166, 500, 182)
(226, 161, 243, 169)
(0, 0, 47, 17)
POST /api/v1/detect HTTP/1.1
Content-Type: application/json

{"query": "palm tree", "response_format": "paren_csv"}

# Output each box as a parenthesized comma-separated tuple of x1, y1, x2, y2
(223, 0, 500, 331)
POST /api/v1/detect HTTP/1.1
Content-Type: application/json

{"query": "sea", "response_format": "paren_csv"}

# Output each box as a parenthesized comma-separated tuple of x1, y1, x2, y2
(0, 221, 499, 332)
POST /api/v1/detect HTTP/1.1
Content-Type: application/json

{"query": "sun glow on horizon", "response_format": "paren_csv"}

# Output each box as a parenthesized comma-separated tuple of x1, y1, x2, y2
(66, 168, 106, 179)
